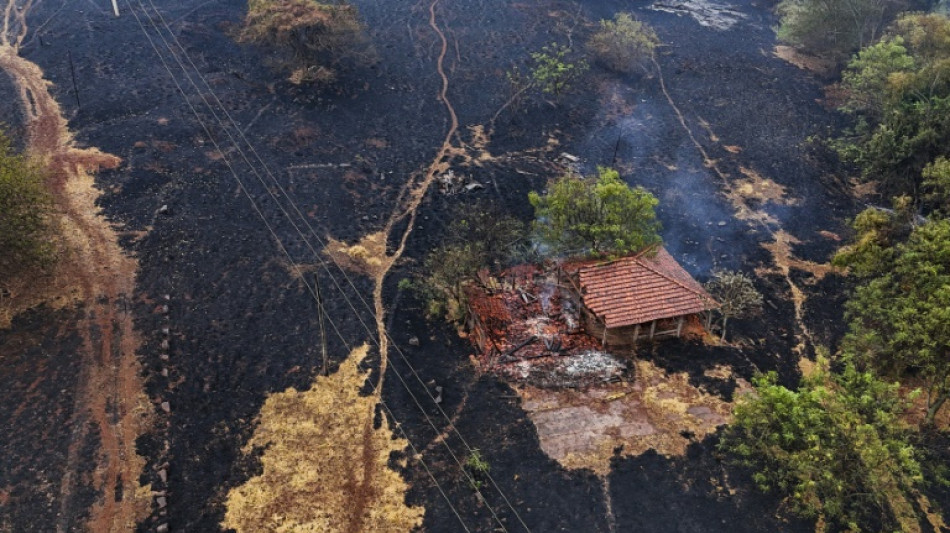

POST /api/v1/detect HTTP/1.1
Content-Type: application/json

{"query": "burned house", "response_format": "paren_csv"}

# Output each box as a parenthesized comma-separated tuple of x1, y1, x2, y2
(464, 247, 718, 384)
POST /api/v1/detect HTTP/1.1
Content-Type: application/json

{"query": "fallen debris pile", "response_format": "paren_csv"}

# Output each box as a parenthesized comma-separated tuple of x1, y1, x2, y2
(466, 264, 628, 387)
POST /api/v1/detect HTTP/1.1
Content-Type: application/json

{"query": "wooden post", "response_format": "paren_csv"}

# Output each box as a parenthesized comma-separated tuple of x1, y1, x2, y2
(649, 320, 656, 340)
(705, 312, 713, 331)
(633, 323, 640, 344)
(67, 49, 81, 111)
(676, 316, 684, 337)
(314, 274, 328, 376)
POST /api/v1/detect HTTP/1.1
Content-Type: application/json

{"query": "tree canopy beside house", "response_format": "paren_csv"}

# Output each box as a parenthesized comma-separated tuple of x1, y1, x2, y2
(529, 166, 661, 257)
(703, 270, 762, 341)
(720, 361, 921, 531)
(414, 203, 525, 321)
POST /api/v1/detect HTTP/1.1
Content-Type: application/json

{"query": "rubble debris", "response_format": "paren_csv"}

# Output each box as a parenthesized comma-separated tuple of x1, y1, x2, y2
(436, 169, 483, 194)
(465, 264, 623, 388)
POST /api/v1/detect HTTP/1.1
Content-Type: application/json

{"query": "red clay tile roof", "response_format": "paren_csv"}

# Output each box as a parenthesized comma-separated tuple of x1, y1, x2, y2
(465, 287, 511, 325)
(576, 247, 719, 328)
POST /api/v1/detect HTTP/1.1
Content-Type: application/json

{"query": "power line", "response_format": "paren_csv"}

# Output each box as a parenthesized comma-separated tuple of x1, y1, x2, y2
(123, 5, 471, 531)
(135, 4, 533, 530)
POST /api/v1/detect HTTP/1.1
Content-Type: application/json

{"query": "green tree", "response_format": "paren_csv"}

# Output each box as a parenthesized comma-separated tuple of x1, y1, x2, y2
(703, 270, 763, 341)
(923, 156, 950, 216)
(527, 43, 588, 99)
(837, 215, 950, 426)
(775, 0, 909, 62)
(720, 361, 921, 531)
(586, 13, 659, 75)
(529, 167, 660, 257)
(240, 0, 373, 85)
(0, 131, 56, 281)
(418, 203, 525, 321)
(834, 14, 950, 197)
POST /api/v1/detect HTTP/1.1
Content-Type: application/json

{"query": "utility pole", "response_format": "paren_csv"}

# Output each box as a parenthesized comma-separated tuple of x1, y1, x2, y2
(314, 274, 328, 376)
(67, 49, 81, 111)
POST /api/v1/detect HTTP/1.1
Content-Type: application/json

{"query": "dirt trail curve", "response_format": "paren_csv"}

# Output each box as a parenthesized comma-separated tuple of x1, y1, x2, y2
(335, 0, 458, 528)
(372, 0, 458, 392)
(0, 2, 150, 531)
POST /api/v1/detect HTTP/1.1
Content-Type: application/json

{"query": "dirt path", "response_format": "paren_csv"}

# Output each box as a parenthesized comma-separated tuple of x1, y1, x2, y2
(0, 3, 150, 531)
(370, 0, 458, 393)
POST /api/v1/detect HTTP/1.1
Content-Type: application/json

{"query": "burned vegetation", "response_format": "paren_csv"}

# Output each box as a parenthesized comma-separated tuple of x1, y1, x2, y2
(239, 0, 374, 85)
(4, 0, 950, 531)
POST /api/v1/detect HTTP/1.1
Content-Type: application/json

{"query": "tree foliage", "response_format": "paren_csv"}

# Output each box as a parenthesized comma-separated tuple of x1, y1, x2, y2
(703, 270, 763, 341)
(836, 211, 950, 426)
(0, 131, 56, 281)
(241, 0, 373, 85)
(775, 0, 910, 62)
(834, 13, 950, 197)
(720, 362, 921, 531)
(418, 203, 525, 321)
(508, 43, 589, 101)
(586, 13, 659, 75)
(529, 166, 660, 257)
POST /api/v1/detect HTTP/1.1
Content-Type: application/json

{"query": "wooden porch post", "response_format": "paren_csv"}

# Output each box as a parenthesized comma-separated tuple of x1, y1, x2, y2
(633, 323, 640, 344)
(649, 320, 656, 340)
(676, 316, 684, 337)
(705, 312, 712, 330)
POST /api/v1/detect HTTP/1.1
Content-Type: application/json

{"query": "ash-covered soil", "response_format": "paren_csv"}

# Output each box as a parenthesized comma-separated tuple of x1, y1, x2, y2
(1, 0, 927, 531)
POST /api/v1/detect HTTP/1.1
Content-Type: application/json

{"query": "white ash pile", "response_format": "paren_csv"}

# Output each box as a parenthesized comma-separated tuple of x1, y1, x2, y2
(512, 350, 628, 388)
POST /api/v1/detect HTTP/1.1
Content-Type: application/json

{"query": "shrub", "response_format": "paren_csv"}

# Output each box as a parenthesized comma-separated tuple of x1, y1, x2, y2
(775, 0, 911, 62)
(587, 13, 659, 74)
(703, 270, 762, 341)
(417, 203, 525, 322)
(240, 0, 373, 85)
(0, 130, 56, 280)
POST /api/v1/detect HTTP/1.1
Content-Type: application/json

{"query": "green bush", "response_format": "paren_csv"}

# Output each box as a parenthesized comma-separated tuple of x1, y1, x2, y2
(833, 13, 950, 197)
(720, 362, 921, 531)
(775, 0, 910, 62)
(0, 131, 56, 280)
(587, 13, 659, 74)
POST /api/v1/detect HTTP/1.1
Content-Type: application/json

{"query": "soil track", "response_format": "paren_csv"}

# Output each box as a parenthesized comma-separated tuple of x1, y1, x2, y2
(0, 1, 149, 531)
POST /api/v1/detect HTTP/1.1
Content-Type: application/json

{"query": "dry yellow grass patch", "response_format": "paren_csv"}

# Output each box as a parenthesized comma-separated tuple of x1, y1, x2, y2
(324, 231, 390, 278)
(223, 345, 424, 533)
(773, 46, 835, 76)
